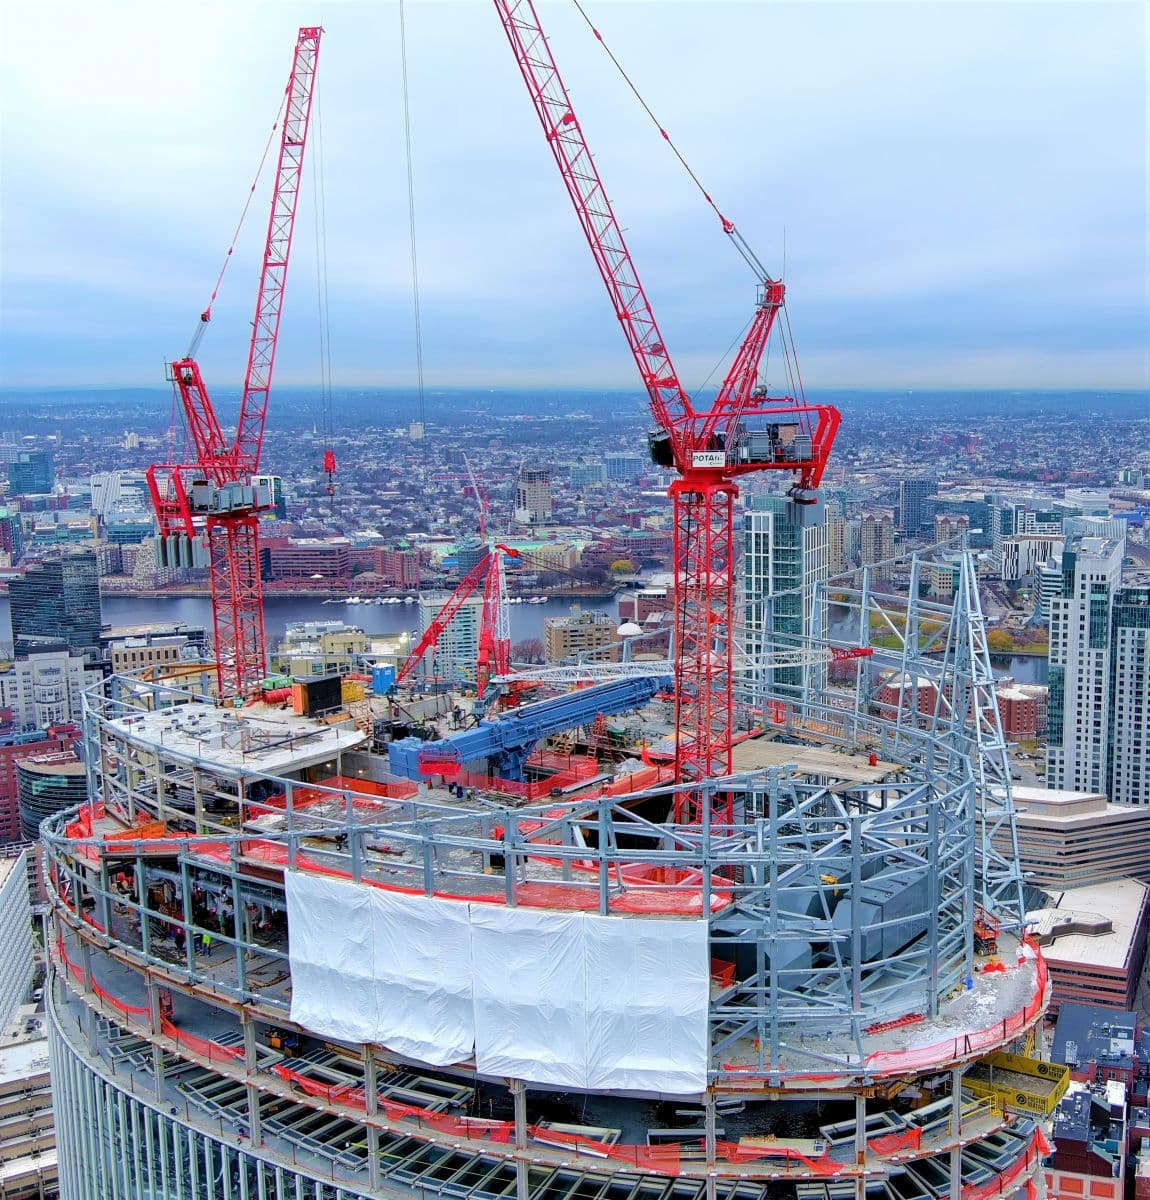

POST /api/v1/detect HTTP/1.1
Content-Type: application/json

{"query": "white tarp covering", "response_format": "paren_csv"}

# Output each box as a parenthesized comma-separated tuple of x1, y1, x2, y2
(470, 905, 709, 1093)
(286, 871, 378, 1045)
(470, 905, 589, 1088)
(370, 888, 474, 1066)
(286, 871, 710, 1094)
(583, 915, 709, 1093)
(286, 873, 475, 1065)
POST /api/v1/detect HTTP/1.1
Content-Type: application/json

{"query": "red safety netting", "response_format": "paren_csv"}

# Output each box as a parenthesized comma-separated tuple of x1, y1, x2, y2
(530, 1128, 680, 1173)
(862, 941, 1048, 1075)
(724, 940, 1049, 1082)
(713, 1141, 842, 1175)
(49, 934, 1056, 1188)
(869, 1126, 924, 1156)
(55, 937, 149, 1019)
(251, 775, 419, 816)
(162, 1019, 245, 1064)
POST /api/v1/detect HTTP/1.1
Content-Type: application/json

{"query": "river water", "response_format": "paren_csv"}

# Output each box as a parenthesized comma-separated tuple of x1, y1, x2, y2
(0, 594, 1049, 685)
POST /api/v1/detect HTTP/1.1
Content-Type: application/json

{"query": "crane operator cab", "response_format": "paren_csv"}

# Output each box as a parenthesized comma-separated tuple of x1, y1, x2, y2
(731, 420, 813, 466)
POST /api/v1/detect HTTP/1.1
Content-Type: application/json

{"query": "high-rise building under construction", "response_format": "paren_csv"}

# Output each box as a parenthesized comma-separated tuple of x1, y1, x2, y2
(43, 550, 1055, 1200)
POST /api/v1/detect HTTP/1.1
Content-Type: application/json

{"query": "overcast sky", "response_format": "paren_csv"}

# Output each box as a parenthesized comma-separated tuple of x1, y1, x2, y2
(1, 0, 1147, 393)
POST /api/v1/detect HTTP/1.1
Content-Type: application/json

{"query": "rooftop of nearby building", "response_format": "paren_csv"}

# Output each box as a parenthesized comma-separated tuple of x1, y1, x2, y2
(1013, 786, 1150, 829)
(0, 1011, 48, 1090)
(107, 702, 369, 778)
(1030, 878, 1149, 971)
(1051, 1002, 1138, 1072)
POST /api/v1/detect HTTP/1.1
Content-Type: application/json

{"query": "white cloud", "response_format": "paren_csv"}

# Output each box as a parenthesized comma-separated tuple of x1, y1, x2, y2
(1, 0, 1146, 389)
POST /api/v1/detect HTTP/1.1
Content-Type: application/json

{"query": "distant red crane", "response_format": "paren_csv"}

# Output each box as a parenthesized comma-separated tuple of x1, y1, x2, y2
(396, 545, 519, 694)
(146, 27, 322, 700)
(493, 3, 840, 814)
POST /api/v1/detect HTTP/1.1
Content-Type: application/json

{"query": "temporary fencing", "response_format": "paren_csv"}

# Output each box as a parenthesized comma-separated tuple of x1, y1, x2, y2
(162, 1019, 245, 1064)
(721, 939, 1048, 1082)
(55, 936, 149, 1020)
(49, 932, 1050, 1190)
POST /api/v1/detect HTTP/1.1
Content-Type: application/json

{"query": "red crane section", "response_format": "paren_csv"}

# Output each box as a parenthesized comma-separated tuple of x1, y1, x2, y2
(232, 34, 319, 479)
(495, 4, 693, 455)
(396, 545, 519, 690)
(493, 1, 841, 801)
(147, 27, 322, 701)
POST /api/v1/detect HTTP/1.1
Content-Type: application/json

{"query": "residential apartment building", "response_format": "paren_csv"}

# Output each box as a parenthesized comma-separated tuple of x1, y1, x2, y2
(544, 610, 619, 663)
(415, 592, 482, 684)
(514, 466, 552, 526)
(895, 477, 936, 538)
(743, 494, 829, 700)
(858, 512, 895, 581)
(1047, 535, 1149, 804)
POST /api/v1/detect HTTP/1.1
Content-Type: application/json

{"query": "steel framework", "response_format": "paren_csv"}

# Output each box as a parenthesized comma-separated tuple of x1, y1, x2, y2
(765, 547, 1029, 933)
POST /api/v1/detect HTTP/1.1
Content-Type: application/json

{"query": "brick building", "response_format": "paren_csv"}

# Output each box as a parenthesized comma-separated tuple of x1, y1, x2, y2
(0, 726, 81, 845)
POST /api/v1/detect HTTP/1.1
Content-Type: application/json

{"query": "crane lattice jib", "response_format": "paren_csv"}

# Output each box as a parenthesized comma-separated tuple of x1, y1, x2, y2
(167, 360, 232, 483)
(495, 1, 694, 463)
(232, 26, 323, 479)
(396, 554, 493, 686)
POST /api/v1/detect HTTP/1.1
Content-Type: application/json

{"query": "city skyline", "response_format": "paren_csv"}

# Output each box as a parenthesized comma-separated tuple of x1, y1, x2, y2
(2, 1, 1146, 392)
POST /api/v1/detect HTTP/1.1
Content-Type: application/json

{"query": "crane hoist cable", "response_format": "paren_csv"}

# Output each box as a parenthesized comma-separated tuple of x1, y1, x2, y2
(399, 0, 427, 437)
(569, 0, 772, 284)
(184, 96, 286, 362)
(570, 0, 805, 413)
(310, 89, 338, 509)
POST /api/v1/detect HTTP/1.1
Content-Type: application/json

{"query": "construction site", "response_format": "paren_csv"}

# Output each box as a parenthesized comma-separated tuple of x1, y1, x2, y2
(44, 8, 1056, 1200)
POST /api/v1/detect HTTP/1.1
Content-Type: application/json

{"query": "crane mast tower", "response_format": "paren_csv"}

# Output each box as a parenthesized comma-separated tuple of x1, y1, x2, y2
(493, 2, 840, 813)
(146, 26, 322, 701)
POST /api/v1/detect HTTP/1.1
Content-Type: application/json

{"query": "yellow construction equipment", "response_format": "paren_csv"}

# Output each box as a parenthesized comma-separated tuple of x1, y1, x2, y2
(963, 1051, 1069, 1117)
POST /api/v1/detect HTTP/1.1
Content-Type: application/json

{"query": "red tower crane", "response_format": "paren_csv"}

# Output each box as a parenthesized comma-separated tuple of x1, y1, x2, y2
(493, 3, 840, 813)
(146, 27, 322, 701)
(395, 545, 518, 693)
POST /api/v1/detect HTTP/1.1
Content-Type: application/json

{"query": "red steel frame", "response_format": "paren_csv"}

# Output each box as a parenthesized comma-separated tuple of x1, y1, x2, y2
(397, 546, 517, 692)
(147, 28, 321, 700)
(493, 2, 840, 807)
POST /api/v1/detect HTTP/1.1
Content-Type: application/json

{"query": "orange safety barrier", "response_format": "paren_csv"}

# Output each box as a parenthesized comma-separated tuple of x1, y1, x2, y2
(607, 763, 673, 794)
(721, 940, 1048, 1083)
(710, 959, 737, 988)
(55, 937, 149, 1019)
(189, 832, 729, 914)
(162, 1019, 244, 1063)
(861, 941, 1048, 1076)
(105, 820, 168, 842)
(869, 1126, 924, 1156)
(534, 1128, 680, 1174)
(714, 1140, 843, 1175)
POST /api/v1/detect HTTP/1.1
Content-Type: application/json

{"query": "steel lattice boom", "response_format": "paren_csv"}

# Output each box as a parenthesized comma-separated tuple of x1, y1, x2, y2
(146, 27, 321, 700)
(493, 1, 840, 799)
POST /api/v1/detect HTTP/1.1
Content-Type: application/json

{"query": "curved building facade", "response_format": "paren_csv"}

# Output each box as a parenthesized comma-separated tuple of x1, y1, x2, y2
(18, 750, 87, 841)
(46, 563, 1053, 1199)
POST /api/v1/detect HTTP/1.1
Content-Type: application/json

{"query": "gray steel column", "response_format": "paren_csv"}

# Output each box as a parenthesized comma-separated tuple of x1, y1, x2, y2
(244, 1015, 264, 1147)
(512, 1078, 529, 1200)
(949, 1065, 963, 1200)
(363, 1046, 381, 1190)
